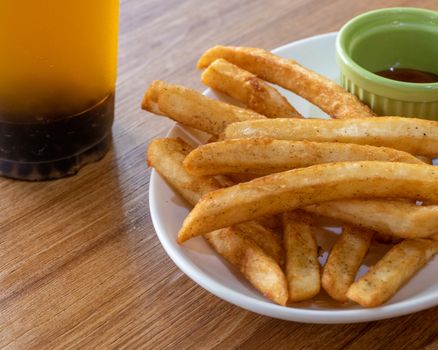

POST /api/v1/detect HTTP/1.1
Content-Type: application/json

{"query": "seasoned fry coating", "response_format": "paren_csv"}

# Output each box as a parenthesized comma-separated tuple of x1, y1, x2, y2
(283, 211, 320, 302)
(202, 58, 302, 118)
(178, 162, 438, 242)
(224, 117, 438, 157)
(197, 45, 375, 119)
(141, 80, 165, 115)
(147, 138, 220, 205)
(347, 239, 438, 307)
(183, 138, 423, 176)
(205, 227, 288, 305)
(147, 138, 287, 304)
(142, 80, 265, 135)
(322, 226, 374, 302)
(232, 221, 284, 266)
(306, 200, 438, 239)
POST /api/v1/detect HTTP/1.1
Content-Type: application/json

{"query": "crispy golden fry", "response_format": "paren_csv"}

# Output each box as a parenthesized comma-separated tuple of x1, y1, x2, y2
(205, 227, 288, 305)
(224, 117, 438, 157)
(178, 161, 438, 242)
(202, 58, 302, 118)
(306, 200, 438, 239)
(322, 226, 374, 302)
(183, 138, 423, 176)
(215, 175, 281, 230)
(142, 80, 265, 135)
(141, 80, 166, 116)
(229, 221, 284, 266)
(283, 211, 320, 302)
(347, 238, 438, 307)
(147, 138, 287, 304)
(197, 45, 375, 119)
(147, 138, 220, 206)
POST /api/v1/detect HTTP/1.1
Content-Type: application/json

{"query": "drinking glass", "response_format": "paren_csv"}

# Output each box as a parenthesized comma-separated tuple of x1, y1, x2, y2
(0, 0, 119, 180)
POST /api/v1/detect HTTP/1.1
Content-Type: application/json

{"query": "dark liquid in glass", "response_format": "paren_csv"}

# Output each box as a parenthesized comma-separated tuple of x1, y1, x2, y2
(0, 94, 114, 180)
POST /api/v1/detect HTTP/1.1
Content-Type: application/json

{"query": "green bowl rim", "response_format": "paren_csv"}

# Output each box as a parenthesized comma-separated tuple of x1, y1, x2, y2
(336, 7, 438, 92)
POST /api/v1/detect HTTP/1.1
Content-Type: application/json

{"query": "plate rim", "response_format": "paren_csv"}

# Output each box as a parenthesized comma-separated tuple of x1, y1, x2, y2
(149, 31, 438, 323)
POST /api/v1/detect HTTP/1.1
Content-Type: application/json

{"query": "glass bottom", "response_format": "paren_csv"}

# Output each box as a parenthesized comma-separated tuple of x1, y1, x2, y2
(0, 134, 111, 180)
(0, 93, 114, 181)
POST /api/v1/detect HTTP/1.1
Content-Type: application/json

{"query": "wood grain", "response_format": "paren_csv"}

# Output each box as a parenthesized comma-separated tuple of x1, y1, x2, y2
(1, 0, 437, 349)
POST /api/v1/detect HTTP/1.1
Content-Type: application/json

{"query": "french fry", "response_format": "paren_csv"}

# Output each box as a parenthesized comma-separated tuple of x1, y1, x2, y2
(224, 117, 438, 157)
(197, 45, 375, 119)
(178, 161, 438, 242)
(322, 226, 374, 302)
(224, 221, 284, 266)
(283, 211, 320, 302)
(147, 138, 287, 304)
(147, 138, 220, 206)
(305, 200, 438, 239)
(347, 238, 438, 307)
(215, 175, 281, 230)
(142, 80, 265, 136)
(183, 138, 423, 176)
(204, 227, 288, 305)
(141, 80, 166, 116)
(202, 58, 302, 118)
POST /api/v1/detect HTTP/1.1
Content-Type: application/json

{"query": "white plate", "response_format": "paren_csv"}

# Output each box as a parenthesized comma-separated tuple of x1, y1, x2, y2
(149, 32, 438, 323)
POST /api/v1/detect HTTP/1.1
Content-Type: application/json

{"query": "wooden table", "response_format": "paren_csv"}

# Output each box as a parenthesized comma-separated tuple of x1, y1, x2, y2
(1, 0, 437, 349)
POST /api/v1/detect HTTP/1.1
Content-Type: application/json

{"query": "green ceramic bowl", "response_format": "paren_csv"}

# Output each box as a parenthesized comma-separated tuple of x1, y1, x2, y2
(336, 8, 438, 120)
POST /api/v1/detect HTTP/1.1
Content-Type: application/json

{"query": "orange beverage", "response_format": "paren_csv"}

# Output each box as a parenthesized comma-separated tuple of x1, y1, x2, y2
(0, 0, 119, 180)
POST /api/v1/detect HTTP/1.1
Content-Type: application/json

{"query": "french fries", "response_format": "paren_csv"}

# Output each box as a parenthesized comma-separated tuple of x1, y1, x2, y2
(147, 137, 220, 205)
(347, 238, 438, 307)
(205, 227, 288, 305)
(232, 221, 284, 266)
(178, 161, 438, 242)
(142, 80, 265, 136)
(148, 137, 283, 264)
(283, 211, 320, 302)
(144, 43, 438, 309)
(202, 58, 302, 118)
(306, 200, 438, 239)
(322, 226, 374, 302)
(147, 138, 287, 304)
(197, 45, 376, 119)
(183, 138, 423, 176)
(224, 117, 438, 157)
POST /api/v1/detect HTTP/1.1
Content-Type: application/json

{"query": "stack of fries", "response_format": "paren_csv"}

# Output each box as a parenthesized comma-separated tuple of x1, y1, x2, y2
(143, 45, 438, 308)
